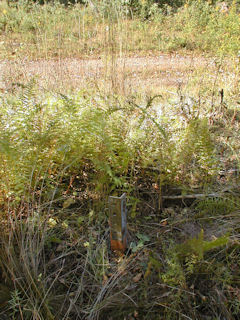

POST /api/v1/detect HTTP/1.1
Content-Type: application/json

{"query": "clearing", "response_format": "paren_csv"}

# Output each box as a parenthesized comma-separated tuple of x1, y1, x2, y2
(0, 54, 225, 94)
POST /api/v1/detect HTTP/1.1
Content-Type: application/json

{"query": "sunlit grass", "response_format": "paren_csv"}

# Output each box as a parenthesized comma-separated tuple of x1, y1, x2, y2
(1, 0, 240, 60)
(1, 1, 240, 319)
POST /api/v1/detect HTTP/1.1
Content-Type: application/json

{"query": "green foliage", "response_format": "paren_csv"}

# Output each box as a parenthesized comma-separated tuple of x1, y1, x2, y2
(176, 229, 229, 261)
(160, 230, 229, 291)
(0, 87, 166, 203)
(162, 250, 186, 286)
(205, 5, 240, 55)
(0, 84, 223, 205)
(175, 0, 240, 55)
(0, 1, 240, 319)
(8, 290, 25, 319)
(1, 0, 240, 58)
(130, 233, 150, 252)
(196, 197, 240, 216)
(176, 117, 217, 184)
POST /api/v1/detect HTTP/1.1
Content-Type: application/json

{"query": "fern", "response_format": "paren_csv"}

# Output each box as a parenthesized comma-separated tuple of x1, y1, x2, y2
(176, 230, 229, 261)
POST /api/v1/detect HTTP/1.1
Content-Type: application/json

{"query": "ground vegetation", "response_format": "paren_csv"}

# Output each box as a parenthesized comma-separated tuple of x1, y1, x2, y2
(0, 0, 240, 319)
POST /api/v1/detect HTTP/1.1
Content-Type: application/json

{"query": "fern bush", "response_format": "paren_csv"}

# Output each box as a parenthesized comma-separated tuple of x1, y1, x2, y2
(0, 84, 239, 319)
(0, 87, 163, 204)
(176, 118, 217, 184)
(0, 84, 222, 206)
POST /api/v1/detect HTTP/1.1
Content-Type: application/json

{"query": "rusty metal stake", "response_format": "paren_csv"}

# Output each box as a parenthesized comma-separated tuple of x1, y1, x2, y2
(109, 193, 127, 253)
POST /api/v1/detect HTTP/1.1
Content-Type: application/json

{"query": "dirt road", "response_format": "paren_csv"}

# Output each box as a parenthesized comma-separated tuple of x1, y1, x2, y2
(0, 54, 228, 94)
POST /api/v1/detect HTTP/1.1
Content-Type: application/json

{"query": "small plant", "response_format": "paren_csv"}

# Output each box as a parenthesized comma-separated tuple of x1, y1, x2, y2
(8, 290, 24, 320)
(130, 232, 150, 252)
(176, 229, 229, 261)
(196, 197, 240, 217)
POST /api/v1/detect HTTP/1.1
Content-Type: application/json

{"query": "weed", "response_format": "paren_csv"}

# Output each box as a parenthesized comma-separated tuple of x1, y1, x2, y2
(1, 0, 240, 60)
(196, 197, 240, 217)
(1, 1, 240, 318)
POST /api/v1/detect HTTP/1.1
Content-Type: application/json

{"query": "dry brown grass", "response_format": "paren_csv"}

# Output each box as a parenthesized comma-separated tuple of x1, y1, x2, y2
(2, 54, 236, 96)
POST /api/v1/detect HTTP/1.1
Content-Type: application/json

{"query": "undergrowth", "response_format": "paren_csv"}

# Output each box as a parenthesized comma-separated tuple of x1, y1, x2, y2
(1, 186, 240, 319)
(0, 82, 239, 318)
(1, 1, 240, 317)
(0, 82, 225, 206)
(1, 0, 240, 59)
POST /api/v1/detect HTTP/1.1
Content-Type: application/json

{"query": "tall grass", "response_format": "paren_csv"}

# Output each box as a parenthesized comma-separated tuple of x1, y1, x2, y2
(1, 0, 240, 318)
(1, 0, 240, 60)
(0, 202, 144, 319)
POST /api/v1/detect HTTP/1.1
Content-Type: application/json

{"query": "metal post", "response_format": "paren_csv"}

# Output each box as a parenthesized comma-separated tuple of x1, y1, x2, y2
(109, 193, 127, 253)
